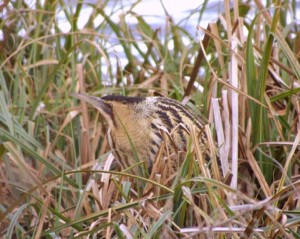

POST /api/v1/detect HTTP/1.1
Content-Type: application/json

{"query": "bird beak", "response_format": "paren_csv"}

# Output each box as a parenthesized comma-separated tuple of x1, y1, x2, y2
(71, 93, 113, 121)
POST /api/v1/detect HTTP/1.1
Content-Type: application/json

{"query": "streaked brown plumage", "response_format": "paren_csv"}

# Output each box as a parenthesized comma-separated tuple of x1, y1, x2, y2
(73, 94, 210, 178)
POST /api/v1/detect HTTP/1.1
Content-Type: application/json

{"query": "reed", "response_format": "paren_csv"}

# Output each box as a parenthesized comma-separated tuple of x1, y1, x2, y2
(0, 0, 299, 238)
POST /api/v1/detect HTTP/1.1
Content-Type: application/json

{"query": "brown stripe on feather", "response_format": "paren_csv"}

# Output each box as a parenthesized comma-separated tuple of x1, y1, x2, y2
(151, 123, 163, 141)
(157, 97, 204, 130)
(155, 110, 174, 131)
(150, 139, 160, 148)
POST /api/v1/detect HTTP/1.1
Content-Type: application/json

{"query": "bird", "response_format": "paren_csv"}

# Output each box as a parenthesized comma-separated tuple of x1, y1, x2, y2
(73, 93, 211, 180)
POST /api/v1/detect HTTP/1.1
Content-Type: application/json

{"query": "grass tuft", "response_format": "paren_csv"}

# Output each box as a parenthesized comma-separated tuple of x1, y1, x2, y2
(1, 0, 300, 238)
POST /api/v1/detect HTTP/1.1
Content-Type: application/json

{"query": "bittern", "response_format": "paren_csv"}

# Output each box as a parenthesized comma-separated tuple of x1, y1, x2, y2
(73, 94, 210, 178)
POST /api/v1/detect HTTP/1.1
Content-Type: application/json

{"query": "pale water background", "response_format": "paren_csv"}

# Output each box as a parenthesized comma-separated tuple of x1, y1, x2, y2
(59, 0, 230, 81)
(56, 0, 300, 74)
(58, 0, 224, 34)
(1, 0, 299, 82)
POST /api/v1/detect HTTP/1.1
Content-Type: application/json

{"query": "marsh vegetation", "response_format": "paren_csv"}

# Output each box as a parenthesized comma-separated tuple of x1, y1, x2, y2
(1, 0, 300, 238)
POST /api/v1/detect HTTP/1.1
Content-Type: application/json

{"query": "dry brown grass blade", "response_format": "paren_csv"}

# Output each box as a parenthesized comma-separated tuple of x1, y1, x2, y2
(211, 97, 230, 177)
(77, 64, 92, 165)
(210, 22, 227, 81)
(160, 73, 169, 97)
(255, 0, 300, 81)
(138, 72, 163, 88)
(191, 125, 225, 216)
(34, 196, 51, 239)
(197, 26, 268, 109)
(222, 90, 231, 175)
(84, 38, 111, 77)
(181, 186, 212, 225)
(191, 124, 208, 178)
(4, 142, 44, 192)
(99, 153, 117, 209)
(205, 125, 221, 182)
(245, 148, 272, 197)
(277, 130, 300, 193)
(184, 24, 211, 98)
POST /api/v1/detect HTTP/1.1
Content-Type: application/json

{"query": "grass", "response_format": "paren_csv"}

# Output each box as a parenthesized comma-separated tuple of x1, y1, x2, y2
(1, 0, 300, 238)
